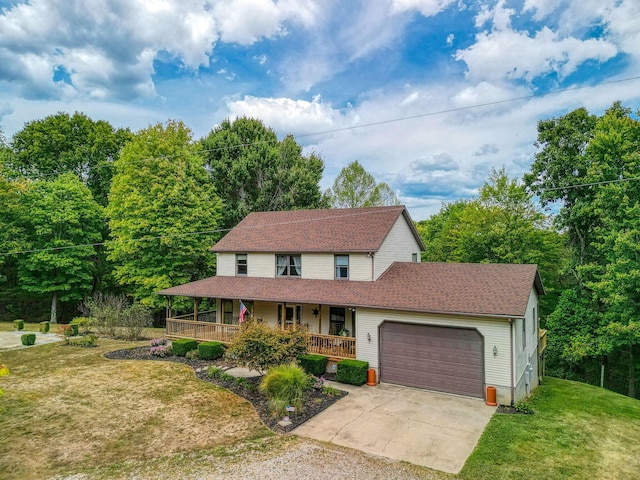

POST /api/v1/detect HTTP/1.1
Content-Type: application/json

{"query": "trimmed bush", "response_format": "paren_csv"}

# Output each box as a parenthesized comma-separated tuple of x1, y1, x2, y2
(298, 354, 328, 377)
(39, 321, 50, 333)
(198, 341, 225, 360)
(68, 323, 79, 336)
(336, 359, 369, 386)
(13, 319, 24, 331)
(172, 338, 198, 357)
(21, 333, 36, 346)
(66, 335, 98, 347)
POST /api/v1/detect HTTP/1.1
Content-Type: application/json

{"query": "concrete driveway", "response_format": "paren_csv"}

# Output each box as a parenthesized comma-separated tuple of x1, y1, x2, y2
(293, 382, 495, 474)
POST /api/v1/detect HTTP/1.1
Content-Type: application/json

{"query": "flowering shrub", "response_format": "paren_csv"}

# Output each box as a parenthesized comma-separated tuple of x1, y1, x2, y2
(150, 338, 167, 347)
(313, 375, 325, 391)
(150, 345, 169, 357)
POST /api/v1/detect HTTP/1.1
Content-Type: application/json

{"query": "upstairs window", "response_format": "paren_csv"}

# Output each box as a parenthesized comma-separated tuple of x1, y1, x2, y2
(335, 255, 349, 279)
(522, 317, 527, 350)
(276, 254, 301, 277)
(236, 254, 247, 276)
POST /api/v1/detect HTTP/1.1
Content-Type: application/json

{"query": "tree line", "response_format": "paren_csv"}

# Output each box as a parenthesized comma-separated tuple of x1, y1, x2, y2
(1, 103, 638, 399)
(0, 114, 394, 323)
(417, 101, 640, 399)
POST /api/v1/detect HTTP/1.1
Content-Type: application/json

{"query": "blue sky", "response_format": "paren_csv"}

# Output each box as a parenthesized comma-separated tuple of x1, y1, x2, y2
(1, 0, 639, 220)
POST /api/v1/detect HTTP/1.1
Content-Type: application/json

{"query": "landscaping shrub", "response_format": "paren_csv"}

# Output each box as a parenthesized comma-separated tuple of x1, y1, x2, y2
(207, 366, 223, 378)
(298, 354, 328, 376)
(13, 319, 24, 331)
(225, 323, 308, 374)
(172, 338, 198, 357)
(185, 349, 200, 359)
(66, 335, 99, 347)
(150, 338, 167, 347)
(198, 341, 225, 360)
(336, 359, 369, 385)
(70, 317, 93, 335)
(0, 364, 10, 376)
(514, 400, 535, 414)
(81, 293, 126, 337)
(119, 303, 153, 341)
(39, 321, 50, 333)
(259, 364, 312, 417)
(21, 333, 36, 346)
(68, 323, 79, 336)
(150, 345, 170, 357)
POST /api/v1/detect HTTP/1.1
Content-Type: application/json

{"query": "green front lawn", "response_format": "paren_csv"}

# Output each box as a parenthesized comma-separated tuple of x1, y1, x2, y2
(461, 377, 640, 479)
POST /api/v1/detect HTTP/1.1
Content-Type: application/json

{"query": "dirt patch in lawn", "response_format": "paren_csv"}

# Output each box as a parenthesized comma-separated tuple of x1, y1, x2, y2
(104, 346, 347, 433)
(0, 340, 270, 480)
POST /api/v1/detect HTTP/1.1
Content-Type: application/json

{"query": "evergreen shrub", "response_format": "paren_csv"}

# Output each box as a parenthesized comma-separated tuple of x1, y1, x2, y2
(298, 354, 328, 376)
(336, 359, 369, 385)
(198, 341, 225, 360)
(172, 338, 198, 357)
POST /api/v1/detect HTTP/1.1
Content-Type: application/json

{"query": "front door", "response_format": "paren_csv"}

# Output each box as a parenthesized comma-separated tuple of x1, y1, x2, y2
(223, 299, 233, 324)
(329, 307, 346, 335)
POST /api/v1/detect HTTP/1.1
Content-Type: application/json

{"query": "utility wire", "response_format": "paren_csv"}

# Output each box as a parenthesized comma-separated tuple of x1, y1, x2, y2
(1, 175, 639, 257)
(3, 75, 640, 179)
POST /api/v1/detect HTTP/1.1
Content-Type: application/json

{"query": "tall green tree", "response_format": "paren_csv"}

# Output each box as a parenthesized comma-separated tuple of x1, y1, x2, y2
(17, 173, 103, 323)
(201, 117, 326, 229)
(526, 102, 640, 397)
(417, 168, 566, 314)
(326, 160, 400, 208)
(0, 175, 27, 319)
(7, 112, 132, 206)
(107, 120, 222, 308)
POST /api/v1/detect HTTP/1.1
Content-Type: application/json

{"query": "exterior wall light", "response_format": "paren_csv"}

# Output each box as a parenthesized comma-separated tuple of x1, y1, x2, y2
(367, 332, 371, 342)
(493, 346, 498, 356)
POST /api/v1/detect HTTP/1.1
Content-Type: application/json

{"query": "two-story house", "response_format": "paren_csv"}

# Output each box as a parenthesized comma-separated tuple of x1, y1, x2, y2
(159, 205, 545, 405)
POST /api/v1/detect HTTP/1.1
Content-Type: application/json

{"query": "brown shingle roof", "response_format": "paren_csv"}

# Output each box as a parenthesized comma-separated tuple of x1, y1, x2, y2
(212, 206, 425, 253)
(158, 262, 544, 318)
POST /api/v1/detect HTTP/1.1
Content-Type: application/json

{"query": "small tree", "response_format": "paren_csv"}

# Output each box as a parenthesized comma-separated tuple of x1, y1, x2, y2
(224, 323, 308, 374)
(119, 303, 153, 341)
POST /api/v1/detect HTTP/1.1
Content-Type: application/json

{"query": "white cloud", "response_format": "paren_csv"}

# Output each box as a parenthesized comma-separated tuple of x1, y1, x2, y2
(225, 94, 350, 135)
(391, 0, 456, 17)
(0, 0, 318, 100)
(446, 33, 455, 46)
(456, 1, 619, 83)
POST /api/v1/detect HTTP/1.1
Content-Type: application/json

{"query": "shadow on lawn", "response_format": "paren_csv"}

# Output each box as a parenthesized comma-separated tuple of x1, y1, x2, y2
(104, 346, 347, 433)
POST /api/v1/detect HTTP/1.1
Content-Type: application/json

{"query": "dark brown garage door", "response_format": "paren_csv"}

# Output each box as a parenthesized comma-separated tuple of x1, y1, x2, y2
(380, 322, 484, 398)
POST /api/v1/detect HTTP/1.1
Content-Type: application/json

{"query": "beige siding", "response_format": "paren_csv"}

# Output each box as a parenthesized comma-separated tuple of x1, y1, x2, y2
(356, 309, 513, 405)
(302, 253, 373, 281)
(216, 253, 235, 276)
(374, 216, 422, 279)
(247, 253, 275, 278)
(513, 288, 540, 401)
(302, 254, 334, 279)
(350, 254, 374, 281)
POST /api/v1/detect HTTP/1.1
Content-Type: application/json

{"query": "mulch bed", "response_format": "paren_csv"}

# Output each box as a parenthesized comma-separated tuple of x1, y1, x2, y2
(104, 346, 347, 433)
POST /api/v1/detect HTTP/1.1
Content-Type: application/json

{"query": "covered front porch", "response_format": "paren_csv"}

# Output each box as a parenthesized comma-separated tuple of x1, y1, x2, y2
(164, 298, 357, 359)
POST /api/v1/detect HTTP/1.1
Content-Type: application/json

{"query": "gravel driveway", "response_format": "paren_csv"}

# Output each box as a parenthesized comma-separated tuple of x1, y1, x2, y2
(50, 437, 450, 480)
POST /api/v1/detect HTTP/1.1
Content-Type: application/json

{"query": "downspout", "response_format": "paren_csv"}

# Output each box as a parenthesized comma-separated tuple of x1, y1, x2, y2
(368, 252, 375, 280)
(509, 318, 515, 405)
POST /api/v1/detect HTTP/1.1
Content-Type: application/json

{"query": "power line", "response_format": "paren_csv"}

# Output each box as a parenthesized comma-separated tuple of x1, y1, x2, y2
(1, 175, 639, 257)
(4, 75, 640, 179)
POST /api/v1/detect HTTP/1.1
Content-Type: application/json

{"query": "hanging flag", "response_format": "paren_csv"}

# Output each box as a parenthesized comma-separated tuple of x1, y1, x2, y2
(239, 300, 248, 323)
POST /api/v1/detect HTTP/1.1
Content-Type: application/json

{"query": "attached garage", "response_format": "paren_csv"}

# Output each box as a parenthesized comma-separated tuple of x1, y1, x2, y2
(380, 322, 485, 398)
